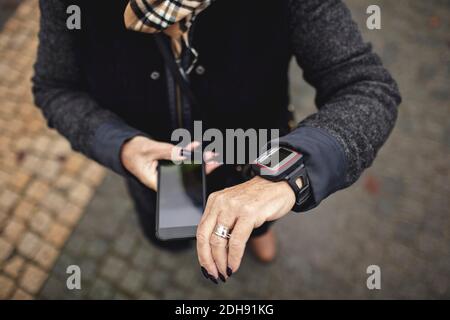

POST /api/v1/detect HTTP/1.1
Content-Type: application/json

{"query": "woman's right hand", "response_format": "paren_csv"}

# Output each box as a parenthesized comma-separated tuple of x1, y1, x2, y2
(121, 136, 221, 191)
(121, 136, 189, 191)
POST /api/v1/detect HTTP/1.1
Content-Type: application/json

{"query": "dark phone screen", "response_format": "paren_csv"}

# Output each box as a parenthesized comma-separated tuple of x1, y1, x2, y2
(157, 164, 204, 238)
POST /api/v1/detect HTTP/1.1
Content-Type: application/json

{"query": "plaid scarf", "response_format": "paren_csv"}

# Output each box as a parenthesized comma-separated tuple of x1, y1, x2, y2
(124, 0, 213, 72)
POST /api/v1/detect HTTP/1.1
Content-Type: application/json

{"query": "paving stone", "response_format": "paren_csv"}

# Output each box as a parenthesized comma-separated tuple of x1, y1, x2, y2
(27, 119, 44, 134)
(132, 246, 155, 270)
(11, 288, 33, 300)
(119, 268, 145, 294)
(8, 170, 31, 192)
(0, 210, 8, 229)
(54, 175, 76, 191)
(19, 264, 47, 294)
(0, 275, 15, 299)
(146, 270, 171, 294)
(29, 210, 52, 235)
(156, 252, 178, 272)
(56, 203, 83, 227)
(48, 139, 71, 158)
(13, 198, 35, 221)
(63, 154, 85, 175)
(100, 256, 126, 282)
(2, 217, 26, 244)
(84, 238, 109, 258)
(44, 222, 71, 248)
(34, 243, 59, 270)
(88, 278, 114, 300)
(64, 233, 87, 256)
(173, 264, 198, 290)
(0, 170, 10, 189)
(31, 135, 51, 154)
(37, 159, 61, 181)
(22, 153, 42, 174)
(42, 191, 66, 214)
(17, 232, 42, 259)
(3, 255, 25, 279)
(25, 180, 49, 202)
(0, 188, 19, 211)
(39, 274, 68, 299)
(113, 233, 137, 257)
(0, 237, 14, 264)
(68, 182, 93, 207)
(96, 218, 123, 239)
(81, 162, 105, 186)
(14, 136, 32, 152)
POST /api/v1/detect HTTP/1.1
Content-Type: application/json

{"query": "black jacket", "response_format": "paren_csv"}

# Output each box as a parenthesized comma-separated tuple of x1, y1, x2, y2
(33, 0, 401, 211)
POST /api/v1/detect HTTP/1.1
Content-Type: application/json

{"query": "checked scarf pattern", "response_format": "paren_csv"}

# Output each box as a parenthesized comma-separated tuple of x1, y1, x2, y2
(124, 0, 214, 73)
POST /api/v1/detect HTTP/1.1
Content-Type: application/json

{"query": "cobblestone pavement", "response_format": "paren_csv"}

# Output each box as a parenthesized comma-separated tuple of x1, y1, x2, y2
(0, 0, 106, 299)
(1, 0, 449, 299)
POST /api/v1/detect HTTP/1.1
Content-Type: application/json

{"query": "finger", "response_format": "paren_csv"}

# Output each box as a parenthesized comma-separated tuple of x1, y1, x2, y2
(147, 161, 158, 191)
(153, 141, 200, 161)
(184, 141, 201, 151)
(227, 216, 255, 273)
(196, 193, 220, 279)
(170, 141, 201, 163)
(205, 161, 222, 175)
(136, 159, 158, 191)
(210, 211, 237, 280)
(150, 141, 176, 160)
(203, 151, 219, 162)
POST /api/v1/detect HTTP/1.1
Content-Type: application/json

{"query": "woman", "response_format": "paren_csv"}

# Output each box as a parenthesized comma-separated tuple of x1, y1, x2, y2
(33, 0, 401, 284)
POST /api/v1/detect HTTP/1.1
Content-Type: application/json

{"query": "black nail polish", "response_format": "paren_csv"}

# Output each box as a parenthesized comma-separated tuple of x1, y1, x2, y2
(201, 267, 209, 280)
(209, 275, 219, 284)
(226, 267, 233, 277)
(218, 273, 226, 283)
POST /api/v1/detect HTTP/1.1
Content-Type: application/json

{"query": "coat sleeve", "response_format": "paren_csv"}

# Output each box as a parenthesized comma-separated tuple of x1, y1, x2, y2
(280, 0, 402, 211)
(32, 0, 144, 176)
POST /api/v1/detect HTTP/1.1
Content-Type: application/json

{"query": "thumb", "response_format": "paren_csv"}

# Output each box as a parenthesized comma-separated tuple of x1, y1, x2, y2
(140, 160, 158, 191)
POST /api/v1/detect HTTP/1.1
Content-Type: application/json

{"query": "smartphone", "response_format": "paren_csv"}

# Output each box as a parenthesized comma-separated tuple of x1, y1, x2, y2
(156, 163, 206, 240)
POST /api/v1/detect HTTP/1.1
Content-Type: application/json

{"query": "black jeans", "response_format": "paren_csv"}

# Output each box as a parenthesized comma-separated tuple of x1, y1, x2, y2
(126, 165, 272, 252)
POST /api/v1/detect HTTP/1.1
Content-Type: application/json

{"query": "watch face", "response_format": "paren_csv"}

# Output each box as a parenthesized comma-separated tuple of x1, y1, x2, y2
(257, 147, 301, 172)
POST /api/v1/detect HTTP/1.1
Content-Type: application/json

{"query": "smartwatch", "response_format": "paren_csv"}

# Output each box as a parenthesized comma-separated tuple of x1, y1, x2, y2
(252, 146, 311, 211)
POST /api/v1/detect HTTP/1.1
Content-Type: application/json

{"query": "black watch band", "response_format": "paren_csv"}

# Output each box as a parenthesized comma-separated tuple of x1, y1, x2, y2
(284, 163, 311, 212)
(251, 146, 312, 211)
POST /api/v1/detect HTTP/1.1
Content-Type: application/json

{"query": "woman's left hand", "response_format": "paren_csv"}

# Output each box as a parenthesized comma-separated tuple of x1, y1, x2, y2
(196, 176, 297, 281)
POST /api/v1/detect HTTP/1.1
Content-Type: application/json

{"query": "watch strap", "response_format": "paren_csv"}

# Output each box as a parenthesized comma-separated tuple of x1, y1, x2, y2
(285, 164, 311, 211)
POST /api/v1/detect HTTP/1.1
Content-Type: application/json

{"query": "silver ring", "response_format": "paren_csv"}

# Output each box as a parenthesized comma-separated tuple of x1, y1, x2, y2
(214, 224, 231, 240)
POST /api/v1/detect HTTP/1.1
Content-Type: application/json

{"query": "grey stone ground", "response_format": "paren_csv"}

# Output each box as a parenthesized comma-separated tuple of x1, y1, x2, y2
(39, 1, 450, 299)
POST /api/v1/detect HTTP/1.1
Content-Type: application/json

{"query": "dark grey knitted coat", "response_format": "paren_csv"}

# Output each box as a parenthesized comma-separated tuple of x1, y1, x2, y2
(33, 0, 401, 212)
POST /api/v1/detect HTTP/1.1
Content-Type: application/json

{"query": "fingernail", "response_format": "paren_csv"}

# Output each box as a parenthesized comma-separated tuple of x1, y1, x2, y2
(226, 267, 233, 277)
(200, 267, 209, 280)
(218, 273, 226, 283)
(209, 275, 219, 285)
